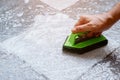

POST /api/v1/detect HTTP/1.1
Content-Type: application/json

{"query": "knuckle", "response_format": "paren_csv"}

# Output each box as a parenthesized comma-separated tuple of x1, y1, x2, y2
(76, 27, 82, 31)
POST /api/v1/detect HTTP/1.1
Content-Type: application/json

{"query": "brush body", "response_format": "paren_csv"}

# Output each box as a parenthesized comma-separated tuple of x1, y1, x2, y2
(63, 33, 108, 54)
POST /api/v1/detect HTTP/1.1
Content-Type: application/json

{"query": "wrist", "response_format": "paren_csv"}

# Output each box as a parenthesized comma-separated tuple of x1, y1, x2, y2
(103, 12, 114, 22)
(107, 11, 119, 22)
(107, 2, 120, 21)
(99, 12, 114, 30)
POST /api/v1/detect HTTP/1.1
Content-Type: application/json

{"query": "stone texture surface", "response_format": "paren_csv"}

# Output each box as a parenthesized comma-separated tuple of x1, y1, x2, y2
(40, 0, 79, 10)
(77, 47, 120, 80)
(0, 0, 120, 80)
(0, 45, 48, 80)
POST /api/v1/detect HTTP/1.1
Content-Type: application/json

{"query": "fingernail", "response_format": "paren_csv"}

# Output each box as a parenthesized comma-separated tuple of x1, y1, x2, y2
(71, 28, 76, 33)
(72, 28, 76, 31)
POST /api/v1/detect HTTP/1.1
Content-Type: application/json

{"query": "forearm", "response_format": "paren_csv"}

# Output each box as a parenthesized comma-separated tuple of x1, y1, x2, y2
(107, 2, 120, 22)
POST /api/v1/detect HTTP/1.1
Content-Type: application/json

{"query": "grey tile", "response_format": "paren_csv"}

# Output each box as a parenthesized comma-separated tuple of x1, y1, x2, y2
(76, 47, 120, 80)
(0, 0, 120, 80)
(1, 13, 119, 80)
(0, 0, 58, 42)
(0, 46, 49, 80)
(62, 0, 119, 19)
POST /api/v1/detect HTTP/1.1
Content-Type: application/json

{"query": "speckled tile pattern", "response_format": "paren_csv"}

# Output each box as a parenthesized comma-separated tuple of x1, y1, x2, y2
(2, 13, 119, 80)
(40, 0, 79, 10)
(62, 0, 120, 19)
(77, 47, 120, 80)
(0, 0, 58, 42)
(0, 0, 120, 80)
(0, 45, 48, 80)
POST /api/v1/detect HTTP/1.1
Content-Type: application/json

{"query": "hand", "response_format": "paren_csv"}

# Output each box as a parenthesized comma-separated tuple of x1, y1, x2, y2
(72, 13, 113, 37)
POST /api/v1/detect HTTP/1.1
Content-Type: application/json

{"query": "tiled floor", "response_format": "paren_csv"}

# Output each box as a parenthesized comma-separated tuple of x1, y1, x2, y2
(0, 0, 120, 80)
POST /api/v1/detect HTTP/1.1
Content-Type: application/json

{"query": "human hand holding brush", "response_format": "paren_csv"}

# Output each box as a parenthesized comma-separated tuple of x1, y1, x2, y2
(72, 2, 120, 37)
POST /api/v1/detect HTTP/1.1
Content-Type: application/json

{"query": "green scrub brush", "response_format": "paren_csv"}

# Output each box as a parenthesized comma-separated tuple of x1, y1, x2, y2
(63, 32, 108, 54)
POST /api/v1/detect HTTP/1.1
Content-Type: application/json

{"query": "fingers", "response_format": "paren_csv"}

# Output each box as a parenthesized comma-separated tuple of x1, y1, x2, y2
(72, 21, 102, 37)
(94, 32, 102, 37)
(73, 15, 92, 33)
(74, 16, 88, 26)
(72, 23, 93, 33)
(72, 14, 103, 37)
(87, 32, 102, 38)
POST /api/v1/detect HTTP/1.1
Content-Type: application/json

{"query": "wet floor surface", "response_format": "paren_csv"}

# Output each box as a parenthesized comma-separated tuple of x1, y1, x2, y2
(0, 0, 120, 80)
